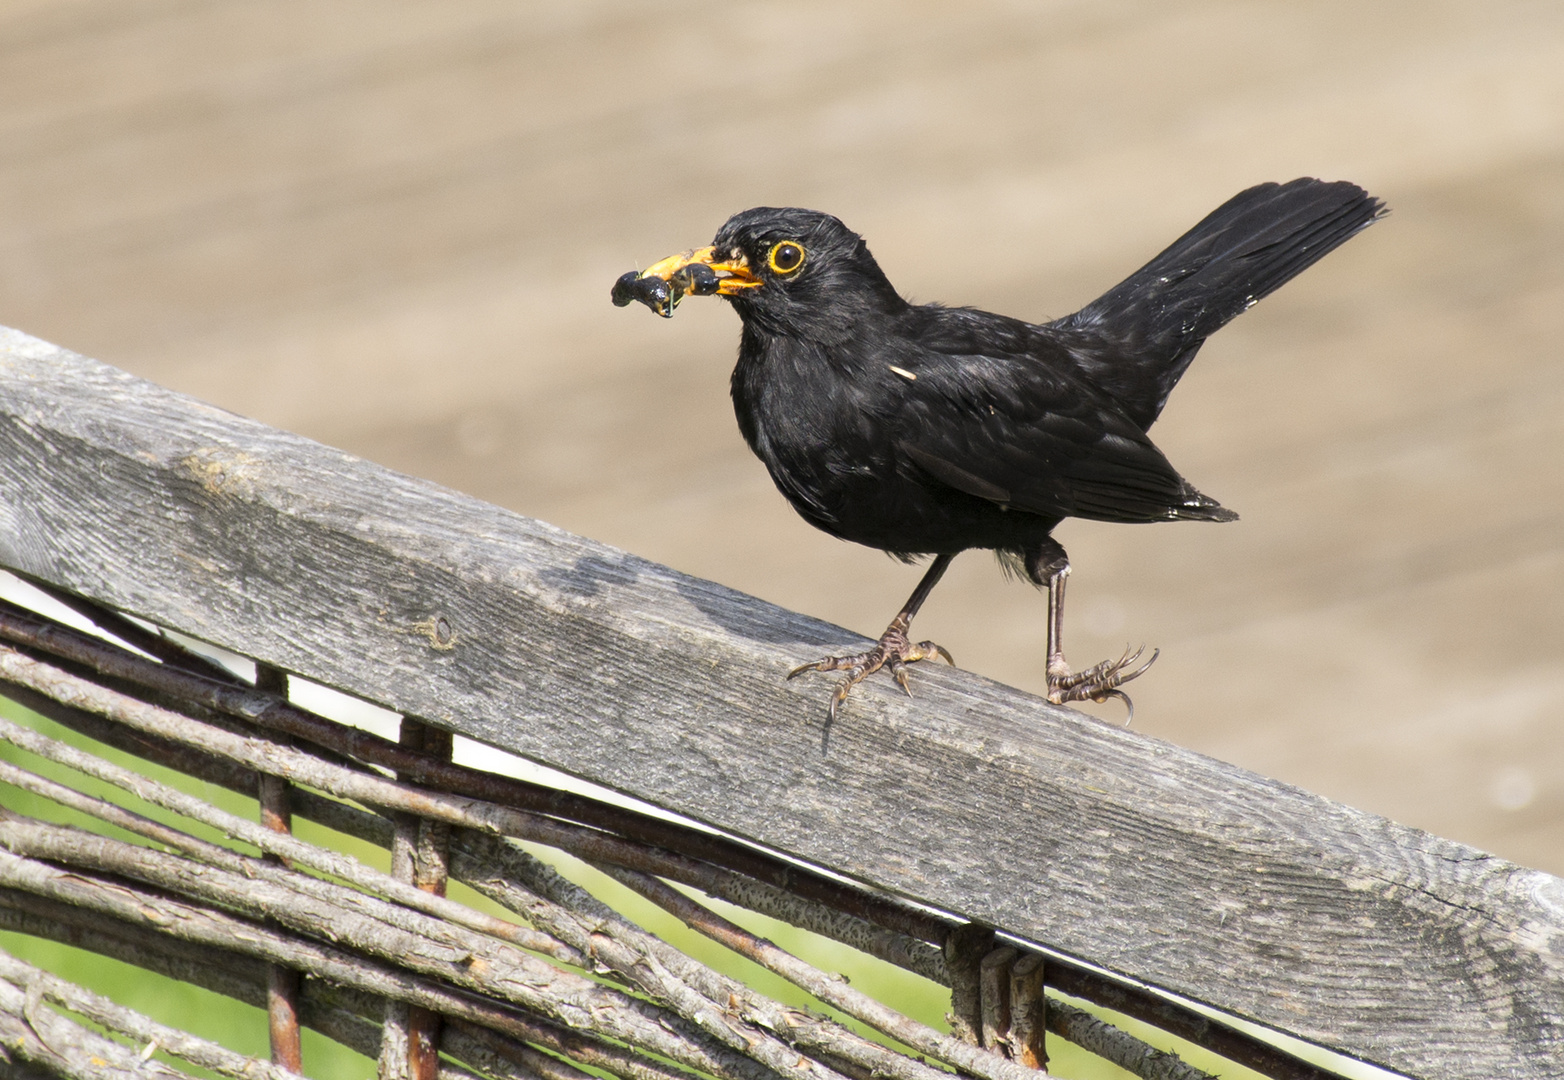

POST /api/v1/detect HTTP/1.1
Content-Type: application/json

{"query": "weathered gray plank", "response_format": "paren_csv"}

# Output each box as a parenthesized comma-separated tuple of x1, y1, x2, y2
(1, 326, 1560, 1079)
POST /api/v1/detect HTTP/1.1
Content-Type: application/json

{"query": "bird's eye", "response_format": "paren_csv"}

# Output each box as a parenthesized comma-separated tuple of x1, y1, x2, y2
(767, 241, 805, 275)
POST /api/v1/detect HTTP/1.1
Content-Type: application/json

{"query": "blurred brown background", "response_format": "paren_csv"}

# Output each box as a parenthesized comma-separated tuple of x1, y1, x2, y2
(3, 1, 1561, 874)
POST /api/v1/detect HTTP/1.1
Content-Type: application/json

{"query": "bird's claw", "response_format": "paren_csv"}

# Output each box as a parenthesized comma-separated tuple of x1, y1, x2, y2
(1047, 645, 1158, 724)
(789, 629, 955, 720)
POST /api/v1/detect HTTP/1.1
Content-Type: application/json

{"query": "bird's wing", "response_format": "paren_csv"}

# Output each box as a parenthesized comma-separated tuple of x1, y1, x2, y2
(889, 344, 1227, 524)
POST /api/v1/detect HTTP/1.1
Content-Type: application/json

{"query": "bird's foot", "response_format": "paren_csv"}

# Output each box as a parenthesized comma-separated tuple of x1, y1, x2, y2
(788, 628, 955, 721)
(1046, 645, 1159, 723)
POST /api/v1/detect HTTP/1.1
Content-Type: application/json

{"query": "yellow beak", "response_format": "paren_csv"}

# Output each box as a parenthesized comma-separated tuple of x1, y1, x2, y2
(641, 245, 762, 295)
(612, 245, 761, 317)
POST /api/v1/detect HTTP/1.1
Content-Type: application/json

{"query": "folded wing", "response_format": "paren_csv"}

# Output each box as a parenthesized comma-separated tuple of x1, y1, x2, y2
(892, 350, 1235, 524)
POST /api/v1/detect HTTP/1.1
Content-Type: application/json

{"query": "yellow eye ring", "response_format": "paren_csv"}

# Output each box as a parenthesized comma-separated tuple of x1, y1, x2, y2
(767, 241, 806, 275)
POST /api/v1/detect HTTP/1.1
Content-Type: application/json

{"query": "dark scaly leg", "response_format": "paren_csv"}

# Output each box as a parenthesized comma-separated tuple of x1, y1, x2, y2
(788, 552, 958, 721)
(1026, 538, 1157, 721)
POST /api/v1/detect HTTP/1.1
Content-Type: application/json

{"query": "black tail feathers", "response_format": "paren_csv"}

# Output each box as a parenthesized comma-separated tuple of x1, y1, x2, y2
(1172, 480, 1239, 523)
(1062, 178, 1384, 429)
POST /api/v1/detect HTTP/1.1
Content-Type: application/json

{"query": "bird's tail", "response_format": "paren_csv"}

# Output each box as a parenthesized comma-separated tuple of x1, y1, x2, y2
(1061, 178, 1384, 429)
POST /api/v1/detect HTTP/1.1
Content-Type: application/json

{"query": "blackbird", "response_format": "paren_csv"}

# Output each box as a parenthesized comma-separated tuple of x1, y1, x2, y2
(614, 178, 1383, 719)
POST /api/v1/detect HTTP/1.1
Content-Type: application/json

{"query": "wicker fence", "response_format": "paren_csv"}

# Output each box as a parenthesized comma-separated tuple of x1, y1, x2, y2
(1, 326, 1561, 1080)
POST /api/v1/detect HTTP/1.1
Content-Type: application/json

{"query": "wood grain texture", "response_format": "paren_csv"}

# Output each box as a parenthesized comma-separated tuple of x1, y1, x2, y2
(2, 326, 1561, 1079)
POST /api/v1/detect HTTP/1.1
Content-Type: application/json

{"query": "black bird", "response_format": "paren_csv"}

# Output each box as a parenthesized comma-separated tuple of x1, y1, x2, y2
(614, 179, 1383, 719)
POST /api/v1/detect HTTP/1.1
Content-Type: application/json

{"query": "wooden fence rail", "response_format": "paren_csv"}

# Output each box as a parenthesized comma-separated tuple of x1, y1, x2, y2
(1, 326, 1561, 1079)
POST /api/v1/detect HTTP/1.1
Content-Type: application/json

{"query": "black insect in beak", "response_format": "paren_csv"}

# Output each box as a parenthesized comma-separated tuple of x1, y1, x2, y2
(611, 245, 761, 317)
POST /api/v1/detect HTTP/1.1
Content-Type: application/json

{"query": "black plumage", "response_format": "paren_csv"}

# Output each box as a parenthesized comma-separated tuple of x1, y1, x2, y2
(615, 179, 1383, 718)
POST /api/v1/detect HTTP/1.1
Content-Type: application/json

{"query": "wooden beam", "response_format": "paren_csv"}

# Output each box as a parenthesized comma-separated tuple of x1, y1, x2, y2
(2, 326, 1560, 1078)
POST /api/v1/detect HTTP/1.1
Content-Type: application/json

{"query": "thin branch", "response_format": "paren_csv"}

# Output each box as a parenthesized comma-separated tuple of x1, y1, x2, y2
(0, 676, 264, 796)
(0, 893, 586, 1080)
(0, 975, 188, 1080)
(20, 579, 239, 684)
(1008, 952, 1046, 1070)
(1045, 998, 1217, 1080)
(0, 947, 300, 1080)
(441, 1019, 602, 1080)
(393, 718, 452, 1080)
(943, 922, 993, 1046)
(599, 864, 1043, 1080)
(0, 714, 585, 965)
(668, 864, 948, 985)
(979, 946, 1017, 1053)
(257, 659, 304, 1075)
(1041, 962, 1338, 1080)
(446, 828, 957, 1080)
(0, 675, 390, 861)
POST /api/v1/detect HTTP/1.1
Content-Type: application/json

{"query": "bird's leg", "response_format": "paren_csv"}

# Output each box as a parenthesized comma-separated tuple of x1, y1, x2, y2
(1043, 560, 1072, 684)
(788, 553, 957, 721)
(1028, 540, 1157, 720)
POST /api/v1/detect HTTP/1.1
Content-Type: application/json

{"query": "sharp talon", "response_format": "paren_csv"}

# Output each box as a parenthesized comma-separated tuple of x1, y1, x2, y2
(1126, 647, 1159, 682)
(923, 641, 956, 667)
(789, 655, 847, 679)
(1046, 643, 1158, 714)
(827, 680, 856, 723)
(788, 627, 953, 718)
(1100, 688, 1135, 725)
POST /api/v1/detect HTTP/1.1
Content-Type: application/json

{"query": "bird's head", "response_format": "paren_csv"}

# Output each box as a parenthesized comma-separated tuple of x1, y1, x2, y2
(613, 208, 905, 338)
